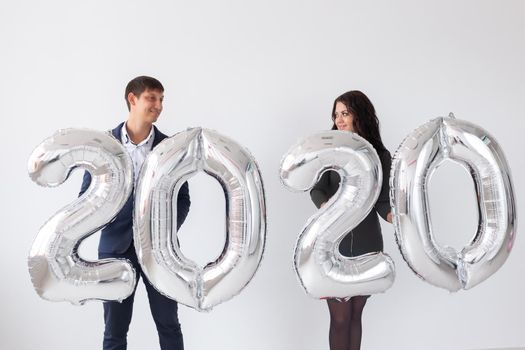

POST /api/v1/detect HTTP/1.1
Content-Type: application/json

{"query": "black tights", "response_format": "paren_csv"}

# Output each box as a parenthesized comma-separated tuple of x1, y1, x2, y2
(327, 296, 369, 350)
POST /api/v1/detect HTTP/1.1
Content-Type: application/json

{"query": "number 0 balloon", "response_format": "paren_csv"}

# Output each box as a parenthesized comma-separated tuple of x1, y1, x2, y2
(27, 129, 135, 304)
(390, 115, 516, 291)
(134, 127, 266, 311)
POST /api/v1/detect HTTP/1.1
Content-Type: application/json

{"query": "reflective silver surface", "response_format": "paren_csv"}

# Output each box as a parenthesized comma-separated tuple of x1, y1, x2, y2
(390, 115, 516, 291)
(28, 128, 135, 304)
(134, 127, 266, 311)
(280, 130, 395, 299)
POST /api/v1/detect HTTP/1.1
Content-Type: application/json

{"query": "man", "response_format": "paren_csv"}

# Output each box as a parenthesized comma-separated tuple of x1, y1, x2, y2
(79, 76, 190, 350)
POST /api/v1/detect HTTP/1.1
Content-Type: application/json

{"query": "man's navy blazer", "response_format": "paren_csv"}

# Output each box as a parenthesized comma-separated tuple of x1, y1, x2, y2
(79, 122, 191, 255)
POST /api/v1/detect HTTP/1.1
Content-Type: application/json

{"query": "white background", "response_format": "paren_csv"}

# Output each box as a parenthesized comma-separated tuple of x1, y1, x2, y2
(1, 1, 524, 349)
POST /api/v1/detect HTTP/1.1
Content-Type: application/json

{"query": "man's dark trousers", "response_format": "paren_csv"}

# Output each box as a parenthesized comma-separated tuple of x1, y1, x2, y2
(100, 246, 184, 350)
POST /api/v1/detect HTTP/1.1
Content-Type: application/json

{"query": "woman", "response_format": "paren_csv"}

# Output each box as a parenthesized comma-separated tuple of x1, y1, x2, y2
(310, 90, 392, 350)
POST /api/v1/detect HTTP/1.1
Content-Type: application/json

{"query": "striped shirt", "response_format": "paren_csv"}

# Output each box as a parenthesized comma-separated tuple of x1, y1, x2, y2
(121, 123, 155, 185)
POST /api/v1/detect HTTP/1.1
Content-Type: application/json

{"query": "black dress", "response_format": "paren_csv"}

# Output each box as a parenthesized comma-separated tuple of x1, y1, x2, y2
(309, 148, 391, 257)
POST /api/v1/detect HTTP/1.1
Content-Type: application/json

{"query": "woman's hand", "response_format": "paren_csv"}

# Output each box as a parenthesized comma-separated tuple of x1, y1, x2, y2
(387, 212, 393, 223)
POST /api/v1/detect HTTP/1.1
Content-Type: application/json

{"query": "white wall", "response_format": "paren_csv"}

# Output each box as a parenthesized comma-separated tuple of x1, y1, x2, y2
(1, 1, 524, 349)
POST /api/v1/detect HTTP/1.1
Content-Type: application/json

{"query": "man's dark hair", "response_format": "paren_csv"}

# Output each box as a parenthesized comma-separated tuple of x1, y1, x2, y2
(125, 76, 164, 111)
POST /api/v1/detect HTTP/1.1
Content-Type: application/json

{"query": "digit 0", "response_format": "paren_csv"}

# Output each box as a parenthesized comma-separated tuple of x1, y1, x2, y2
(390, 115, 517, 291)
(134, 127, 266, 311)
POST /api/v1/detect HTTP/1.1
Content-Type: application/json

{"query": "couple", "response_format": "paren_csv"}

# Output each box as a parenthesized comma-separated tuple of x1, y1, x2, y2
(82, 76, 391, 350)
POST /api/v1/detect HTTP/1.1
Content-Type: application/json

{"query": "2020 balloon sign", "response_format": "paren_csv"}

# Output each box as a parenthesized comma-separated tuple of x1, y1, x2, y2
(28, 115, 516, 307)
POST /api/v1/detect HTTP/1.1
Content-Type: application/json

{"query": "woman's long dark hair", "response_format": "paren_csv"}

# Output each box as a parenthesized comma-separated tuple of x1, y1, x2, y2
(331, 90, 386, 151)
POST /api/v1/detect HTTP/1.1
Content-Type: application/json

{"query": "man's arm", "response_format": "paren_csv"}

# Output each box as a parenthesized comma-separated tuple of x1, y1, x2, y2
(79, 171, 92, 197)
(177, 181, 191, 229)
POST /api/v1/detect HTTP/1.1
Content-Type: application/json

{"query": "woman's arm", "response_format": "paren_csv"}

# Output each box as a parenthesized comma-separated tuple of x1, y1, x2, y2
(310, 171, 331, 209)
(374, 150, 392, 223)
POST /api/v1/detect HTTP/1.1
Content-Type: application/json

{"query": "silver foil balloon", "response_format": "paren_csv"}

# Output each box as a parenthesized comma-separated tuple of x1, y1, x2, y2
(390, 115, 516, 291)
(280, 131, 395, 299)
(134, 127, 266, 311)
(28, 129, 135, 304)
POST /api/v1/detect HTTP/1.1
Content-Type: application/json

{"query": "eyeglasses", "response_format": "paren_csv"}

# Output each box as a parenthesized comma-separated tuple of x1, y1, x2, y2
(332, 111, 352, 121)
